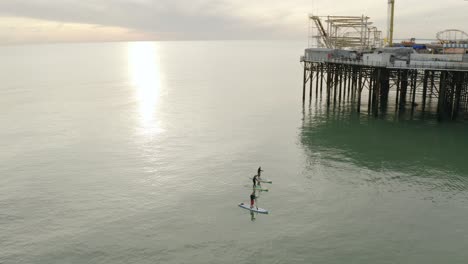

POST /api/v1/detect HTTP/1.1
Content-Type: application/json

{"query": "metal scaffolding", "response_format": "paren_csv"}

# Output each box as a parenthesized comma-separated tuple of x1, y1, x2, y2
(308, 15, 383, 50)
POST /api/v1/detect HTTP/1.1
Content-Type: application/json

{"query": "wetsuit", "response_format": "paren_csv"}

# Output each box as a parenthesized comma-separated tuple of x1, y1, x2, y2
(257, 167, 263, 176)
(252, 175, 258, 187)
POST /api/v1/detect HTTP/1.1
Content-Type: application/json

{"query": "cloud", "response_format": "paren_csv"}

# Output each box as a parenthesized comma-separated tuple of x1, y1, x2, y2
(0, 0, 292, 40)
(0, 0, 466, 43)
(0, 16, 156, 44)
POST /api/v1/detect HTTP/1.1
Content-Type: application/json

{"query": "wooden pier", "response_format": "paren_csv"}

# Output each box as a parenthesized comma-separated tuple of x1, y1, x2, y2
(301, 58, 468, 120)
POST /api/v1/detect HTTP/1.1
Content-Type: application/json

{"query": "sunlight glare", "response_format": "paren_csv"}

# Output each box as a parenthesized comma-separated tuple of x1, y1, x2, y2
(127, 42, 163, 133)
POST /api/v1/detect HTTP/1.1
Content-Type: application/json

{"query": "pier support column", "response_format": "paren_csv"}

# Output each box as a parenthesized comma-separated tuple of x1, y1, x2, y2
(333, 66, 339, 106)
(347, 67, 352, 101)
(352, 68, 357, 101)
(372, 69, 382, 117)
(320, 64, 324, 98)
(368, 70, 374, 114)
(438, 71, 448, 120)
(302, 62, 307, 103)
(422, 70, 428, 112)
(452, 72, 463, 120)
(315, 64, 320, 99)
(309, 63, 314, 103)
(338, 67, 343, 105)
(430, 71, 435, 99)
(357, 68, 363, 113)
(399, 70, 408, 113)
(326, 64, 332, 107)
(395, 70, 401, 112)
(411, 70, 418, 114)
(343, 67, 348, 102)
(379, 69, 390, 114)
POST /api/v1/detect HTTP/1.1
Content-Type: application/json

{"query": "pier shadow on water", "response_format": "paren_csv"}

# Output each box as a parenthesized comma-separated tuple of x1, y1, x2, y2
(300, 103, 468, 193)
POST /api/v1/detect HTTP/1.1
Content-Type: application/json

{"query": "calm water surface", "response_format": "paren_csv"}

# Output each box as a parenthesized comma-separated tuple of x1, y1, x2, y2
(1, 41, 467, 264)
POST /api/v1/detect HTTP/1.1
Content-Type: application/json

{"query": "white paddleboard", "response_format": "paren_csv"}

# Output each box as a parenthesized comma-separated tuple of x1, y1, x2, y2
(238, 203, 269, 214)
(249, 177, 272, 184)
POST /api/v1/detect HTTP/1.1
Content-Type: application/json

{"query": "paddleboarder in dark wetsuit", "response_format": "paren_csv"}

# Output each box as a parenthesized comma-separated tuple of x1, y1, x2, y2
(257, 166, 263, 177)
(252, 174, 259, 188)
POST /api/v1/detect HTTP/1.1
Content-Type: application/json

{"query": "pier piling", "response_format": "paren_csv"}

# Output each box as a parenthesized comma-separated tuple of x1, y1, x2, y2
(301, 57, 468, 120)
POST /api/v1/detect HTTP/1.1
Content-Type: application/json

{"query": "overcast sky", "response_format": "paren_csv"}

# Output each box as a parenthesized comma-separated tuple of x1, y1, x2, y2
(0, 0, 466, 44)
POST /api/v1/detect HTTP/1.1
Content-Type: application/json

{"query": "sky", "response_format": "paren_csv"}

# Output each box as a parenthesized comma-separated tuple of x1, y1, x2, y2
(0, 0, 467, 44)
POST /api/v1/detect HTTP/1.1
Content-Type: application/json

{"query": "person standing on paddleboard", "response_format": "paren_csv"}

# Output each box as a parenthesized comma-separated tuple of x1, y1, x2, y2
(257, 166, 263, 177)
(250, 191, 257, 209)
(252, 174, 259, 188)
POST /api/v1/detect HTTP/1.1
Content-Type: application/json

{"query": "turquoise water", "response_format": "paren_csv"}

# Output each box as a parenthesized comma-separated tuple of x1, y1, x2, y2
(1, 41, 467, 264)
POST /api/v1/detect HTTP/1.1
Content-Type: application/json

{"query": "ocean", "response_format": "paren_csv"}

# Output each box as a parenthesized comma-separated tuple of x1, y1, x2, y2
(1, 41, 467, 264)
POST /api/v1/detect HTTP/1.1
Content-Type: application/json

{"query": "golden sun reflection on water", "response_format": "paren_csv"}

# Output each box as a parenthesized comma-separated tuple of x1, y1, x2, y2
(127, 42, 163, 134)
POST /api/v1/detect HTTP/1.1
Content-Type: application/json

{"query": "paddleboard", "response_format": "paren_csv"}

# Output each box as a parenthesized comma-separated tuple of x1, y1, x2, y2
(249, 176, 272, 184)
(238, 203, 269, 214)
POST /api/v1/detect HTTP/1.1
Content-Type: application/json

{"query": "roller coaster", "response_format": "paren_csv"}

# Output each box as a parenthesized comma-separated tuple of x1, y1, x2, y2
(436, 29, 468, 44)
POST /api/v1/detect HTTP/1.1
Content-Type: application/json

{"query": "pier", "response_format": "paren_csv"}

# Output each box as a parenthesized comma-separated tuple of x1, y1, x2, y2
(301, 50, 468, 120)
(301, 49, 468, 120)
(301, 11, 468, 120)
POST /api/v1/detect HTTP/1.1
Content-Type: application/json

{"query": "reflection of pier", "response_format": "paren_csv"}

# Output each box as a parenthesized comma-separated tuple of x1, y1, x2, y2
(301, 50, 468, 120)
(300, 107, 468, 178)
